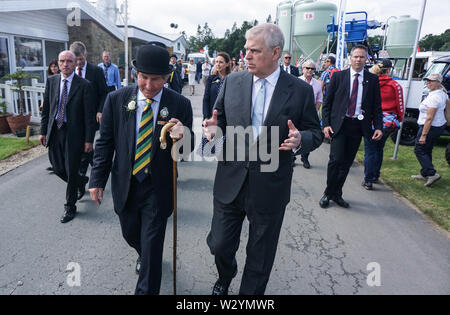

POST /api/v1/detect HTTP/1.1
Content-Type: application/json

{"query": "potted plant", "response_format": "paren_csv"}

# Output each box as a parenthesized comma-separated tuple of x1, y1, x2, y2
(2, 68, 39, 135)
(0, 101, 12, 134)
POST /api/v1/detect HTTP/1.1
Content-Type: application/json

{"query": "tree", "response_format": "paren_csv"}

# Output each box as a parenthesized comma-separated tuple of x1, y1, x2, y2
(419, 29, 450, 51)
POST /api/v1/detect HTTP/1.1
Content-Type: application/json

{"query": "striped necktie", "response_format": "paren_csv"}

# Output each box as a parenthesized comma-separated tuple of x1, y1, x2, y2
(133, 98, 154, 182)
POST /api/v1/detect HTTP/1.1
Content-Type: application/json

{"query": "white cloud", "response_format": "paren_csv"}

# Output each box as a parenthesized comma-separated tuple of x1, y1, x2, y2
(127, 0, 449, 39)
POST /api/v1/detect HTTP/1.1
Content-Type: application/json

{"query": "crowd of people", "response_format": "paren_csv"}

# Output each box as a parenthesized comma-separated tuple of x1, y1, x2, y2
(36, 22, 447, 296)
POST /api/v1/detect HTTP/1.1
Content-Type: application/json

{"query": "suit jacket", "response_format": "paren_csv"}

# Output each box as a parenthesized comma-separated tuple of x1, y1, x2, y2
(213, 70, 323, 210)
(203, 74, 222, 119)
(167, 70, 182, 94)
(40, 74, 96, 166)
(280, 65, 300, 77)
(89, 86, 194, 216)
(85, 63, 108, 114)
(322, 69, 383, 137)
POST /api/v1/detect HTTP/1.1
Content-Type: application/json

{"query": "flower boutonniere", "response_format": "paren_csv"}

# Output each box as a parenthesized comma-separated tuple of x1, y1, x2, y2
(125, 96, 137, 115)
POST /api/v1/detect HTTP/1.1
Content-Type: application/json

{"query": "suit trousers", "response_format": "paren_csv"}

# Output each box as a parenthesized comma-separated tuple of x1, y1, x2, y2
(118, 175, 168, 295)
(207, 176, 286, 295)
(78, 151, 93, 177)
(325, 118, 363, 198)
(48, 124, 83, 209)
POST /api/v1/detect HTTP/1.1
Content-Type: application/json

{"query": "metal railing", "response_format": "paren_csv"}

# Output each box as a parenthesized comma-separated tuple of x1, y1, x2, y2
(0, 79, 45, 124)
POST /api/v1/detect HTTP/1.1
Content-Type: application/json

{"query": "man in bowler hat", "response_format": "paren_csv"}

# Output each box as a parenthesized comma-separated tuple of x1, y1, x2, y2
(88, 44, 194, 295)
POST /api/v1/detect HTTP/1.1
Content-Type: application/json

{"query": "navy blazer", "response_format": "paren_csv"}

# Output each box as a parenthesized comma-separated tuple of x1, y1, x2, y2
(322, 69, 383, 137)
(280, 65, 300, 77)
(89, 86, 194, 216)
(203, 74, 223, 119)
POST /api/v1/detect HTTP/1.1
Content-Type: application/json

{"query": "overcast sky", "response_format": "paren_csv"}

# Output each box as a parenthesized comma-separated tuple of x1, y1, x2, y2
(127, 0, 449, 40)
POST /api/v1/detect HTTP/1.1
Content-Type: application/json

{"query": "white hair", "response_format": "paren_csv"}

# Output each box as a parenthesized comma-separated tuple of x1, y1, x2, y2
(302, 59, 316, 69)
(245, 23, 285, 52)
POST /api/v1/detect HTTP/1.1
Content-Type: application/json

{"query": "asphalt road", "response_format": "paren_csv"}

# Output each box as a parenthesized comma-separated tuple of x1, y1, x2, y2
(0, 83, 448, 295)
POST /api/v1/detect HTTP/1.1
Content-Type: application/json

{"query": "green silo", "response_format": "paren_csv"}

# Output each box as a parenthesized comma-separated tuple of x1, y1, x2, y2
(277, 1, 294, 55)
(293, 0, 337, 62)
(386, 15, 419, 58)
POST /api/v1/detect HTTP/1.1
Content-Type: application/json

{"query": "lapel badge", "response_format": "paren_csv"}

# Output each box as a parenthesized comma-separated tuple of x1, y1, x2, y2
(160, 107, 169, 120)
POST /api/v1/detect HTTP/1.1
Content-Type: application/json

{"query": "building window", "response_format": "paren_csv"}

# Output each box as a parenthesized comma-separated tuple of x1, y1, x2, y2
(0, 37, 10, 80)
(177, 42, 181, 51)
(45, 41, 65, 66)
(14, 37, 43, 68)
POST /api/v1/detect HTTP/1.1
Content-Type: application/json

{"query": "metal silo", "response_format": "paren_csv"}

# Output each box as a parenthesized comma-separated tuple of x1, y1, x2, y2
(386, 15, 419, 58)
(277, 1, 294, 55)
(293, 0, 337, 62)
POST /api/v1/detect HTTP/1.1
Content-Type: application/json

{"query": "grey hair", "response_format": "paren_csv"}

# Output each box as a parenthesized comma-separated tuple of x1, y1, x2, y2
(69, 41, 87, 57)
(245, 23, 285, 52)
(302, 59, 316, 69)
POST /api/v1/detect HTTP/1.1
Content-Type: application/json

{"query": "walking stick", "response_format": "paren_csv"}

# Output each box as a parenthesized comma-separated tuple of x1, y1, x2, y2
(159, 122, 177, 295)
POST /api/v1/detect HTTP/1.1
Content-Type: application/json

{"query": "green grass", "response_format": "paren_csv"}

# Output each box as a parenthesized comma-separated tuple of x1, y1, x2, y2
(0, 137, 39, 161)
(356, 136, 450, 231)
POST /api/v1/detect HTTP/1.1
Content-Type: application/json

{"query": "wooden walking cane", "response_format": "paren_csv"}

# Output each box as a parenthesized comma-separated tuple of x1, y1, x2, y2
(159, 122, 178, 295)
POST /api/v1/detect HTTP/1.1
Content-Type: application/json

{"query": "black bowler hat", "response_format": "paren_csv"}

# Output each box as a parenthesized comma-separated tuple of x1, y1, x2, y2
(132, 44, 173, 75)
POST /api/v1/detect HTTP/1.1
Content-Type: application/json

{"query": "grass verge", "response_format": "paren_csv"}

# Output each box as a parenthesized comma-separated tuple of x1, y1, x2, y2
(0, 137, 40, 161)
(356, 136, 450, 232)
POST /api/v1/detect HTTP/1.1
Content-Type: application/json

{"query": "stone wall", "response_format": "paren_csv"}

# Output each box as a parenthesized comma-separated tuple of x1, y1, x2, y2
(68, 20, 123, 67)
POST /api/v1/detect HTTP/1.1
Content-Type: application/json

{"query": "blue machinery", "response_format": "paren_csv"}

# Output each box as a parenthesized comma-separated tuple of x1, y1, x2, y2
(327, 11, 382, 59)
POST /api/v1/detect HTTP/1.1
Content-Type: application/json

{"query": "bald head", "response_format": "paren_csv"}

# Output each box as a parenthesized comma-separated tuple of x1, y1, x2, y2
(58, 50, 76, 77)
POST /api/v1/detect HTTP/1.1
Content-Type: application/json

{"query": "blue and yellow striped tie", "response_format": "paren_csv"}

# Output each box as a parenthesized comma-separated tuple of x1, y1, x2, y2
(133, 98, 153, 182)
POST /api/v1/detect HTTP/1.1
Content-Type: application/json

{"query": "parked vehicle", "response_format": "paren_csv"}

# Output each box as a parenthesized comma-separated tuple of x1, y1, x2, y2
(389, 54, 450, 145)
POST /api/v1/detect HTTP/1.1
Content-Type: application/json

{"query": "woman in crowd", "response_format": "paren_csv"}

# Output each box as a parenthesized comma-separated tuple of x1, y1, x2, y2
(412, 73, 448, 187)
(47, 60, 59, 76)
(188, 59, 197, 96)
(362, 59, 404, 190)
(203, 52, 231, 120)
(298, 59, 323, 169)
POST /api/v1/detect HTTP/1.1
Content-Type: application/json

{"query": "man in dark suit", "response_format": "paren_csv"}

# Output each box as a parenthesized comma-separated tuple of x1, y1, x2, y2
(320, 45, 383, 209)
(280, 53, 300, 77)
(70, 41, 108, 199)
(203, 24, 323, 295)
(39, 50, 96, 223)
(88, 44, 193, 295)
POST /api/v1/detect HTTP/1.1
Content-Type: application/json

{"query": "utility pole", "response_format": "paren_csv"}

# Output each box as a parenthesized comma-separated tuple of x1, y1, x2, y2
(124, 0, 129, 86)
(393, 0, 427, 160)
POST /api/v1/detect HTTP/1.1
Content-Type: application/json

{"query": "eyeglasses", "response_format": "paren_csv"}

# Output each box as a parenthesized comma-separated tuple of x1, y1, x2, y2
(304, 67, 315, 70)
(285, 57, 291, 59)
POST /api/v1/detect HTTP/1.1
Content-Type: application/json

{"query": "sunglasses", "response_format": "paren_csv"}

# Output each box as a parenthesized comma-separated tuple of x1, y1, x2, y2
(304, 67, 315, 70)
(285, 57, 291, 59)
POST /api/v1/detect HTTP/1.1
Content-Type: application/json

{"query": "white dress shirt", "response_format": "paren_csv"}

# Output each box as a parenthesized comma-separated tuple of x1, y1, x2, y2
(55, 72, 75, 122)
(284, 65, 291, 74)
(136, 89, 162, 148)
(76, 62, 87, 79)
(252, 66, 281, 123)
(348, 67, 364, 118)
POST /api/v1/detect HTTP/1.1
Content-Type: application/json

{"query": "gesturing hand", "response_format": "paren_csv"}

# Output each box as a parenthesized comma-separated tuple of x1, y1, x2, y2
(203, 110, 218, 141)
(280, 120, 302, 151)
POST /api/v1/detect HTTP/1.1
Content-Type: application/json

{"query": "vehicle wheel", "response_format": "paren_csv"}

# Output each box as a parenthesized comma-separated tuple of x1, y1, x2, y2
(391, 117, 418, 146)
(446, 143, 450, 165)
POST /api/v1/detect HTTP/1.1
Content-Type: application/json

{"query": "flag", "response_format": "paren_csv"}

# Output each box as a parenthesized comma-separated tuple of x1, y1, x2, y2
(240, 50, 244, 60)
(336, 0, 347, 70)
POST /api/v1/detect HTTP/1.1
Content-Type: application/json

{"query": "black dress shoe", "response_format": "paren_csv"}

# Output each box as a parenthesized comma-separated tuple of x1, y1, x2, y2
(212, 279, 230, 295)
(332, 196, 350, 208)
(60, 207, 76, 224)
(362, 181, 373, 190)
(319, 195, 330, 208)
(302, 158, 311, 169)
(77, 176, 89, 200)
(135, 257, 141, 275)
